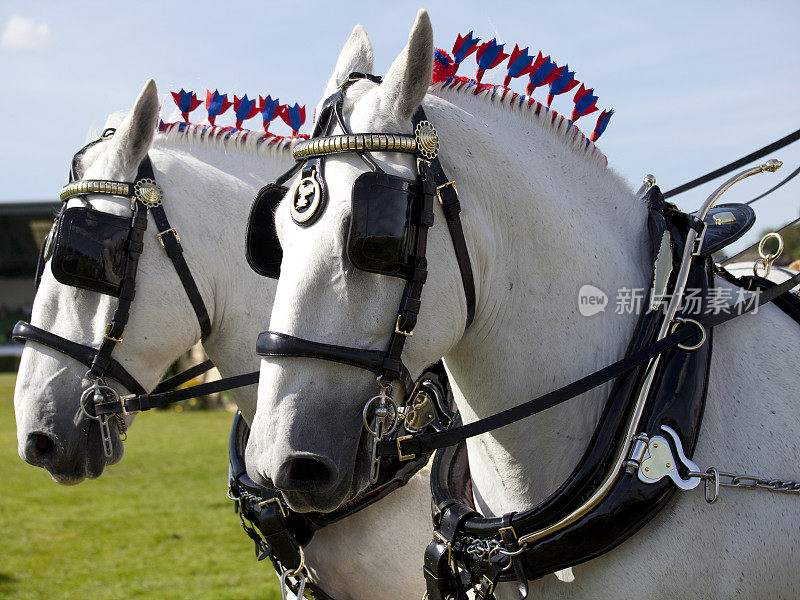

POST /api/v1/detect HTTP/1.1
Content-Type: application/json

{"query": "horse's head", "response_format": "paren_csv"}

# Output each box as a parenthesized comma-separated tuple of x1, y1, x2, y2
(247, 12, 468, 512)
(15, 80, 215, 483)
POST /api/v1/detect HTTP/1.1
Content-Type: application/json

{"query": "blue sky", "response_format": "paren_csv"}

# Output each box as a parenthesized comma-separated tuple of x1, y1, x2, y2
(1, 1, 798, 254)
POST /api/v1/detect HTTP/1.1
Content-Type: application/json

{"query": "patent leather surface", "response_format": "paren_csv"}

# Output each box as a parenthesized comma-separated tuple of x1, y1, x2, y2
(348, 171, 420, 278)
(51, 206, 131, 297)
(698, 203, 756, 257)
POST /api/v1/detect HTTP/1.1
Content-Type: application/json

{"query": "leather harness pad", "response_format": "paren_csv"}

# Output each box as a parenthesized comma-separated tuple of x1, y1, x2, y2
(698, 203, 756, 257)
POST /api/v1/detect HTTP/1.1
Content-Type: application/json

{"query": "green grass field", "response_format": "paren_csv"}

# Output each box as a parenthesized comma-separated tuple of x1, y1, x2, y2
(0, 373, 280, 600)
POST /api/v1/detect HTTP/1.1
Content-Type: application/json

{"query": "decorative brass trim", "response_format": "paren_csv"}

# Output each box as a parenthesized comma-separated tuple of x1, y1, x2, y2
(60, 179, 133, 202)
(291, 134, 418, 161)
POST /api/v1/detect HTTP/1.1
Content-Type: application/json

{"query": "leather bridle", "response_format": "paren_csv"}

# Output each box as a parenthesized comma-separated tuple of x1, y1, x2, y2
(254, 73, 475, 480)
(12, 132, 245, 456)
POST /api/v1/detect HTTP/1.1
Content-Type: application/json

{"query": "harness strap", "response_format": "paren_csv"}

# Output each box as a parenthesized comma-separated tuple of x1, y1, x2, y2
(11, 320, 145, 395)
(381, 269, 800, 459)
(412, 107, 476, 328)
(151, 359, 215, 394)
(255, 331, 413, 391)
(94, 371, 259, 415)
(138, 158, 213, 340)
(87, 197, 147, 381)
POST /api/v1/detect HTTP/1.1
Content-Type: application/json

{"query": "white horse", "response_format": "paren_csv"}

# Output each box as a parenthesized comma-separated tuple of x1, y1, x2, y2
(248, 11, 800, 598)
(14, 75, 436, 600)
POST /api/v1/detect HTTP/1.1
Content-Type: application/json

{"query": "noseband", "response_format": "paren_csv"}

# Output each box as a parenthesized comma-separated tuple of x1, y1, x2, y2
(252, 73, 475, 480)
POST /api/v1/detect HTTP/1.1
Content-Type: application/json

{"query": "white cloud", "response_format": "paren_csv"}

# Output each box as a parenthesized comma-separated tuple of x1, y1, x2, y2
(1, 15, 51, 51)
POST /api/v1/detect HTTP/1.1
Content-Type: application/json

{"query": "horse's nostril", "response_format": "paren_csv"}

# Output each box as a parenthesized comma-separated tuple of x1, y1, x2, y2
(278, 457, 337, 492)
(24, 432, 57, 466)
(35, 434, 54, 453)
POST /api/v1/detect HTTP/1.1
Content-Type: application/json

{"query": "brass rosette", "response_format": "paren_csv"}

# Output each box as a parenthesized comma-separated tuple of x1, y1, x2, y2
(134, 178, 163, 208)
(414, 120, 439, 160)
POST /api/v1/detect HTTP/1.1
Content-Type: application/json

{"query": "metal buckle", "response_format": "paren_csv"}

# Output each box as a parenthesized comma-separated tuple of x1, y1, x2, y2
(436, 181, 458, 205)
(394, 315, 414, 337)
(396, 434, 416, 461)
(498, 525, 517, 542)
(156, 228, 180, 249)
(258, 496, 287, 518)
(119, 394, 139, 416)
(416, 157, 431, 175)
(104, 323, 124, 342)
(432, 530, 453, 566)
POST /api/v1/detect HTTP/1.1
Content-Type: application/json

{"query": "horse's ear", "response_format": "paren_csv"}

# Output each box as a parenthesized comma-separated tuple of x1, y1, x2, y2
(378, 9, 433, 121)
(107, 79, 159, 177)
(322, 25, 375, 97)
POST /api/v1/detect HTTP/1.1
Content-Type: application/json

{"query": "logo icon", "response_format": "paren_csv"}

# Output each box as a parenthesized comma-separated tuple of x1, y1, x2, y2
(578, 284, 608, 317)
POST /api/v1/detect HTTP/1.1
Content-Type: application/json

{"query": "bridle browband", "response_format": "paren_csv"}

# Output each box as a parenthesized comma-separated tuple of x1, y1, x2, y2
(14, 133, 259, 454)
(255, 73, 475, 482)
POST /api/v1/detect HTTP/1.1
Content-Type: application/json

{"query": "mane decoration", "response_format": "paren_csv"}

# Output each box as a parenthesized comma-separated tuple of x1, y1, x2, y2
(165, 88, 307, 138)
(432, 31, 614, 142)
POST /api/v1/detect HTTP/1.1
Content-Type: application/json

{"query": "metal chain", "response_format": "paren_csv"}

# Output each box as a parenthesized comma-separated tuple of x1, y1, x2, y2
(688, 468, 800, 504)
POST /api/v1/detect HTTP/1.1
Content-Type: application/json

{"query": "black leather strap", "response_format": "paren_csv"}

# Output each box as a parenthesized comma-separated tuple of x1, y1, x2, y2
(150, 359, 214, 394)
(12, 320, 146, 395)
(256, 331, 413, 391)
(95, 371, 257, 415)
(381, 269, 800, 459)
(140, 156, 212, 340)
(412, 107, 476, 329)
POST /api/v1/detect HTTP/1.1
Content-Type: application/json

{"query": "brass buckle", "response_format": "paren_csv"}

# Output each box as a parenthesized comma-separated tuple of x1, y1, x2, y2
(258, 496, 287, 518)
(396, 435, 416, 461)
(416, 157, 431, 175)
(104, 323, 124, 343)
(481, 574, 496, 594)
(156, 228, 180, 249)
(436, 181, 458, 205)
(432, 530, 453, 566)
(498, 525, 518, 541)
(394, 315, 414, 337)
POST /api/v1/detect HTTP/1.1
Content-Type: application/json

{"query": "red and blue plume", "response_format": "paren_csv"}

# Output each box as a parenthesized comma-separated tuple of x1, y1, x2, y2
(281, 103, 306, 135)
(474, 38, 509, 83)
(570, 84, 599, 122)
(206, 90, 232, 126)
(526, 53, 563, 96)
(171, 89, 202, 123)
(546, 66, 579, 107)
(259, 95, 282, 132)
(452, 31, 480, 71)
(233, 94, 259, 129)
(433, 48, 457, 83)
(503, 45, 534, 87)
(590, 108, 614, 142)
